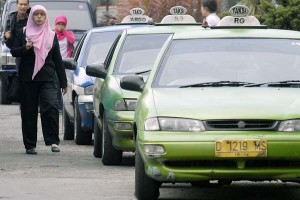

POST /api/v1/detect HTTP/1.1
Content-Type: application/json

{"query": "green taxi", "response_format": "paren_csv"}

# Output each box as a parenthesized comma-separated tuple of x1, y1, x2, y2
(86, 6, 204, 165)
(120, 5, 300, 200)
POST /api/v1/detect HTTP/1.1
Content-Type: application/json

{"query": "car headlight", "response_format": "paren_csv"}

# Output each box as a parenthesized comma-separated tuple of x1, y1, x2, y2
(145, 117, 205, 132)
(278, 120, 300, 132)
(84, 85, 94, 95)
(114, 99, 137, 111)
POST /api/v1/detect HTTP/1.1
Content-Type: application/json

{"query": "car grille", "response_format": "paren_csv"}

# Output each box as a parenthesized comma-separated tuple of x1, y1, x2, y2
(165, 160, 300, 169)
(204, 120, 278, 131)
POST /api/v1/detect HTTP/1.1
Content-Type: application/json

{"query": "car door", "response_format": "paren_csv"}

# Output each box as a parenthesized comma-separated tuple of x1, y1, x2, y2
(64, 32, 87, 107)
(93, 34, 121, 120)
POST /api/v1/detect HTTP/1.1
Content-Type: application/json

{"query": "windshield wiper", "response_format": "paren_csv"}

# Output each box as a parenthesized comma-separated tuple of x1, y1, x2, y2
(245, 80, 300, 87)
(134, 69, 151, 75)
(179, 81, 253, 88)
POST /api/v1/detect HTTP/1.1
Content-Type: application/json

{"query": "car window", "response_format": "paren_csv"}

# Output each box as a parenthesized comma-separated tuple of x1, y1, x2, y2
(154, 38, 300, 87)
(73, 33, 87, 60)
(8, 1, 93, 30)
(114, 34, 171, 74)
(83, 31, 121, 66)
(104, 34, 121, 70)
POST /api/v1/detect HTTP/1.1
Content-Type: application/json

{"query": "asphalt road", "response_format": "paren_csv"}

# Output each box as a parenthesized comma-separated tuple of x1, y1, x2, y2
(1, 104, 300, 200)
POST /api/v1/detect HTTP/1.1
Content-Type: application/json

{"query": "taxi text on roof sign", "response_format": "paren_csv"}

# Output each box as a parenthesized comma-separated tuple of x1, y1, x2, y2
(160, 6, 197, 24)
(217, 5, 261, 26)
(121, 8, 152, 24)
(229, 5, 250, 17)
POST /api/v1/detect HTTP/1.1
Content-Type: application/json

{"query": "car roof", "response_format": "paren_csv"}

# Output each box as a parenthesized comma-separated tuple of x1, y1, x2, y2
(124, 24, 204, 35)
(172, 28, 300, 40)
(88, 24, 150, 34)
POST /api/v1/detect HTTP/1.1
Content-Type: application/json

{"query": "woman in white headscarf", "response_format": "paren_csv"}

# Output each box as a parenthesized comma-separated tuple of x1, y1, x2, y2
(10, 5, 67, 154)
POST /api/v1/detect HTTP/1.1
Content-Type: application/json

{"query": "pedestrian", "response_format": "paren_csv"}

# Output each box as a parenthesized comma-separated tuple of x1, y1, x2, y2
(10, 5, 68, 155)
(201, 0, 220, 26)
(54, 14, 75, 58)
(54, 14, 75, 111)
(4, 0, 30, 69)
(3, 0, 30, 104)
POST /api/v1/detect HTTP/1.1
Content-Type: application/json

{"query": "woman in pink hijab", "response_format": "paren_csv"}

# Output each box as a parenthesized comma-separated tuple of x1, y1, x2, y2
(10, 5, 68, 155)
(54, 15, 75, 58)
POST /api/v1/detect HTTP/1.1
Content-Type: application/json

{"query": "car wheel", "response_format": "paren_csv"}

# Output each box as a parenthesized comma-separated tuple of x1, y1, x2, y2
(63, 105, 74, 140)
(93, 115, 102, 158)
(135, 146, 160, 200)
(74, 96, 92, 145)
(101, 113, 122, 165)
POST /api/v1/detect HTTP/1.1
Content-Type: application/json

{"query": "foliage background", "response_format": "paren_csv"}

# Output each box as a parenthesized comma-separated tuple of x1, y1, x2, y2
(104, 0, 300, 31)
(220, 0, 300, 31)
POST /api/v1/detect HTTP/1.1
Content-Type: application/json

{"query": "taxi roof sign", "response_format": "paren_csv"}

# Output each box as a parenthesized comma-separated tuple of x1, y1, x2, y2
(217, 5, 261, 26)
(229, 5, 250, 17)
(121, 8, 152, 24)
(160, 6, 197, 24)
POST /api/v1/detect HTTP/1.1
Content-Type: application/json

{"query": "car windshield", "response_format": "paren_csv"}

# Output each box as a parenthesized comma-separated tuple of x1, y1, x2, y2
(154, 39, 300, 87)
(83, 31, 121, 66)
(8, 1, 93, 30)
(114, 34, 171, 74)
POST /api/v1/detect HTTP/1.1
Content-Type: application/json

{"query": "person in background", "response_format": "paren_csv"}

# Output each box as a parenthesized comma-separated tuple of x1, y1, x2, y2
(54, 15, 75, 58)
(4, 0, 30, 51)
(201, 0, 220, 26)
(10, 5, 68, 154)
(4, 0, 30, 103)
(54, 15, 75, 111)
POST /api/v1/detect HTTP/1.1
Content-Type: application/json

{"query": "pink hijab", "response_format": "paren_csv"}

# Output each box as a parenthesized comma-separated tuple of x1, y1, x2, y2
(26, 5, 55, 79)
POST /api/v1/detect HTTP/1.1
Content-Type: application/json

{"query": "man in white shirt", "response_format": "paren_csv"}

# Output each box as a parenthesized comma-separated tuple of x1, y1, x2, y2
(201, 0, 220, 26)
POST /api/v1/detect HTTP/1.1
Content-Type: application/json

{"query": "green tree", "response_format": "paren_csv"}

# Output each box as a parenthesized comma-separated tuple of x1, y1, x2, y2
(219, 0, 300, 31)
(258, 0, 300, 30)
(238, 0, 262, 15)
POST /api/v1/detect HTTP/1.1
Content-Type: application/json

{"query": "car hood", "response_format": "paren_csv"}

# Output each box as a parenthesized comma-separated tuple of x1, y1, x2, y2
(152, 88, 300, 120)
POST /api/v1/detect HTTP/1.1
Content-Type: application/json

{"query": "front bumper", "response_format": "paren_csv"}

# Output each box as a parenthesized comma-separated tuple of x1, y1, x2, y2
(138, 131, 300, 182)
(78, 95, 93, 131)
(106, 110, 135, 151)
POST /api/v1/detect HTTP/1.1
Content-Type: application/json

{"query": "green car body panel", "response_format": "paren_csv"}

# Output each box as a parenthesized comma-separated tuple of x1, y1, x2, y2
(93, 25, 204, 152)
(134, 27, 300, 183)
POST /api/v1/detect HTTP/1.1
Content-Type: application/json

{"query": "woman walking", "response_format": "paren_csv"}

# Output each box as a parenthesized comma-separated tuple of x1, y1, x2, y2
(10, 5, 68, 154)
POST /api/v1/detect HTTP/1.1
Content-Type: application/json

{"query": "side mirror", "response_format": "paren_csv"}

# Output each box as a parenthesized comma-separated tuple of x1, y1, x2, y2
(86, 63, 107, 79)
(120, 75, 144, 92)
(63, 58, 77, 70)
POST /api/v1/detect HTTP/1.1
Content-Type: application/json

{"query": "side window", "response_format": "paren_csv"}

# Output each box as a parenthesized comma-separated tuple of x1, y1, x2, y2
(104, 34, 121, 70)
(73, 33, 87, 61)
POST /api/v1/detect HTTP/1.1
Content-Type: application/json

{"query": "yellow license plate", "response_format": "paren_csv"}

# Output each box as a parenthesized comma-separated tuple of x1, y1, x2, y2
(215, 139, 267, 157)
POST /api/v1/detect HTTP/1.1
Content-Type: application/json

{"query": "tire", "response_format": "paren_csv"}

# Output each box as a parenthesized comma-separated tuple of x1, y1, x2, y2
(93, 115, 102, 158)
(135, 146, 160, 200)
(101, 113, 122, 165)
(74, 96, 92, 145)
(63, 105, 74, 140)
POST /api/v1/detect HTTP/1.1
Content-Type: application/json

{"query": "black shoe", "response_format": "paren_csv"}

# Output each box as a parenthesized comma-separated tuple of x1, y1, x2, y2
(51, 144, 60, 152)
(26, 148, 37, 154)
